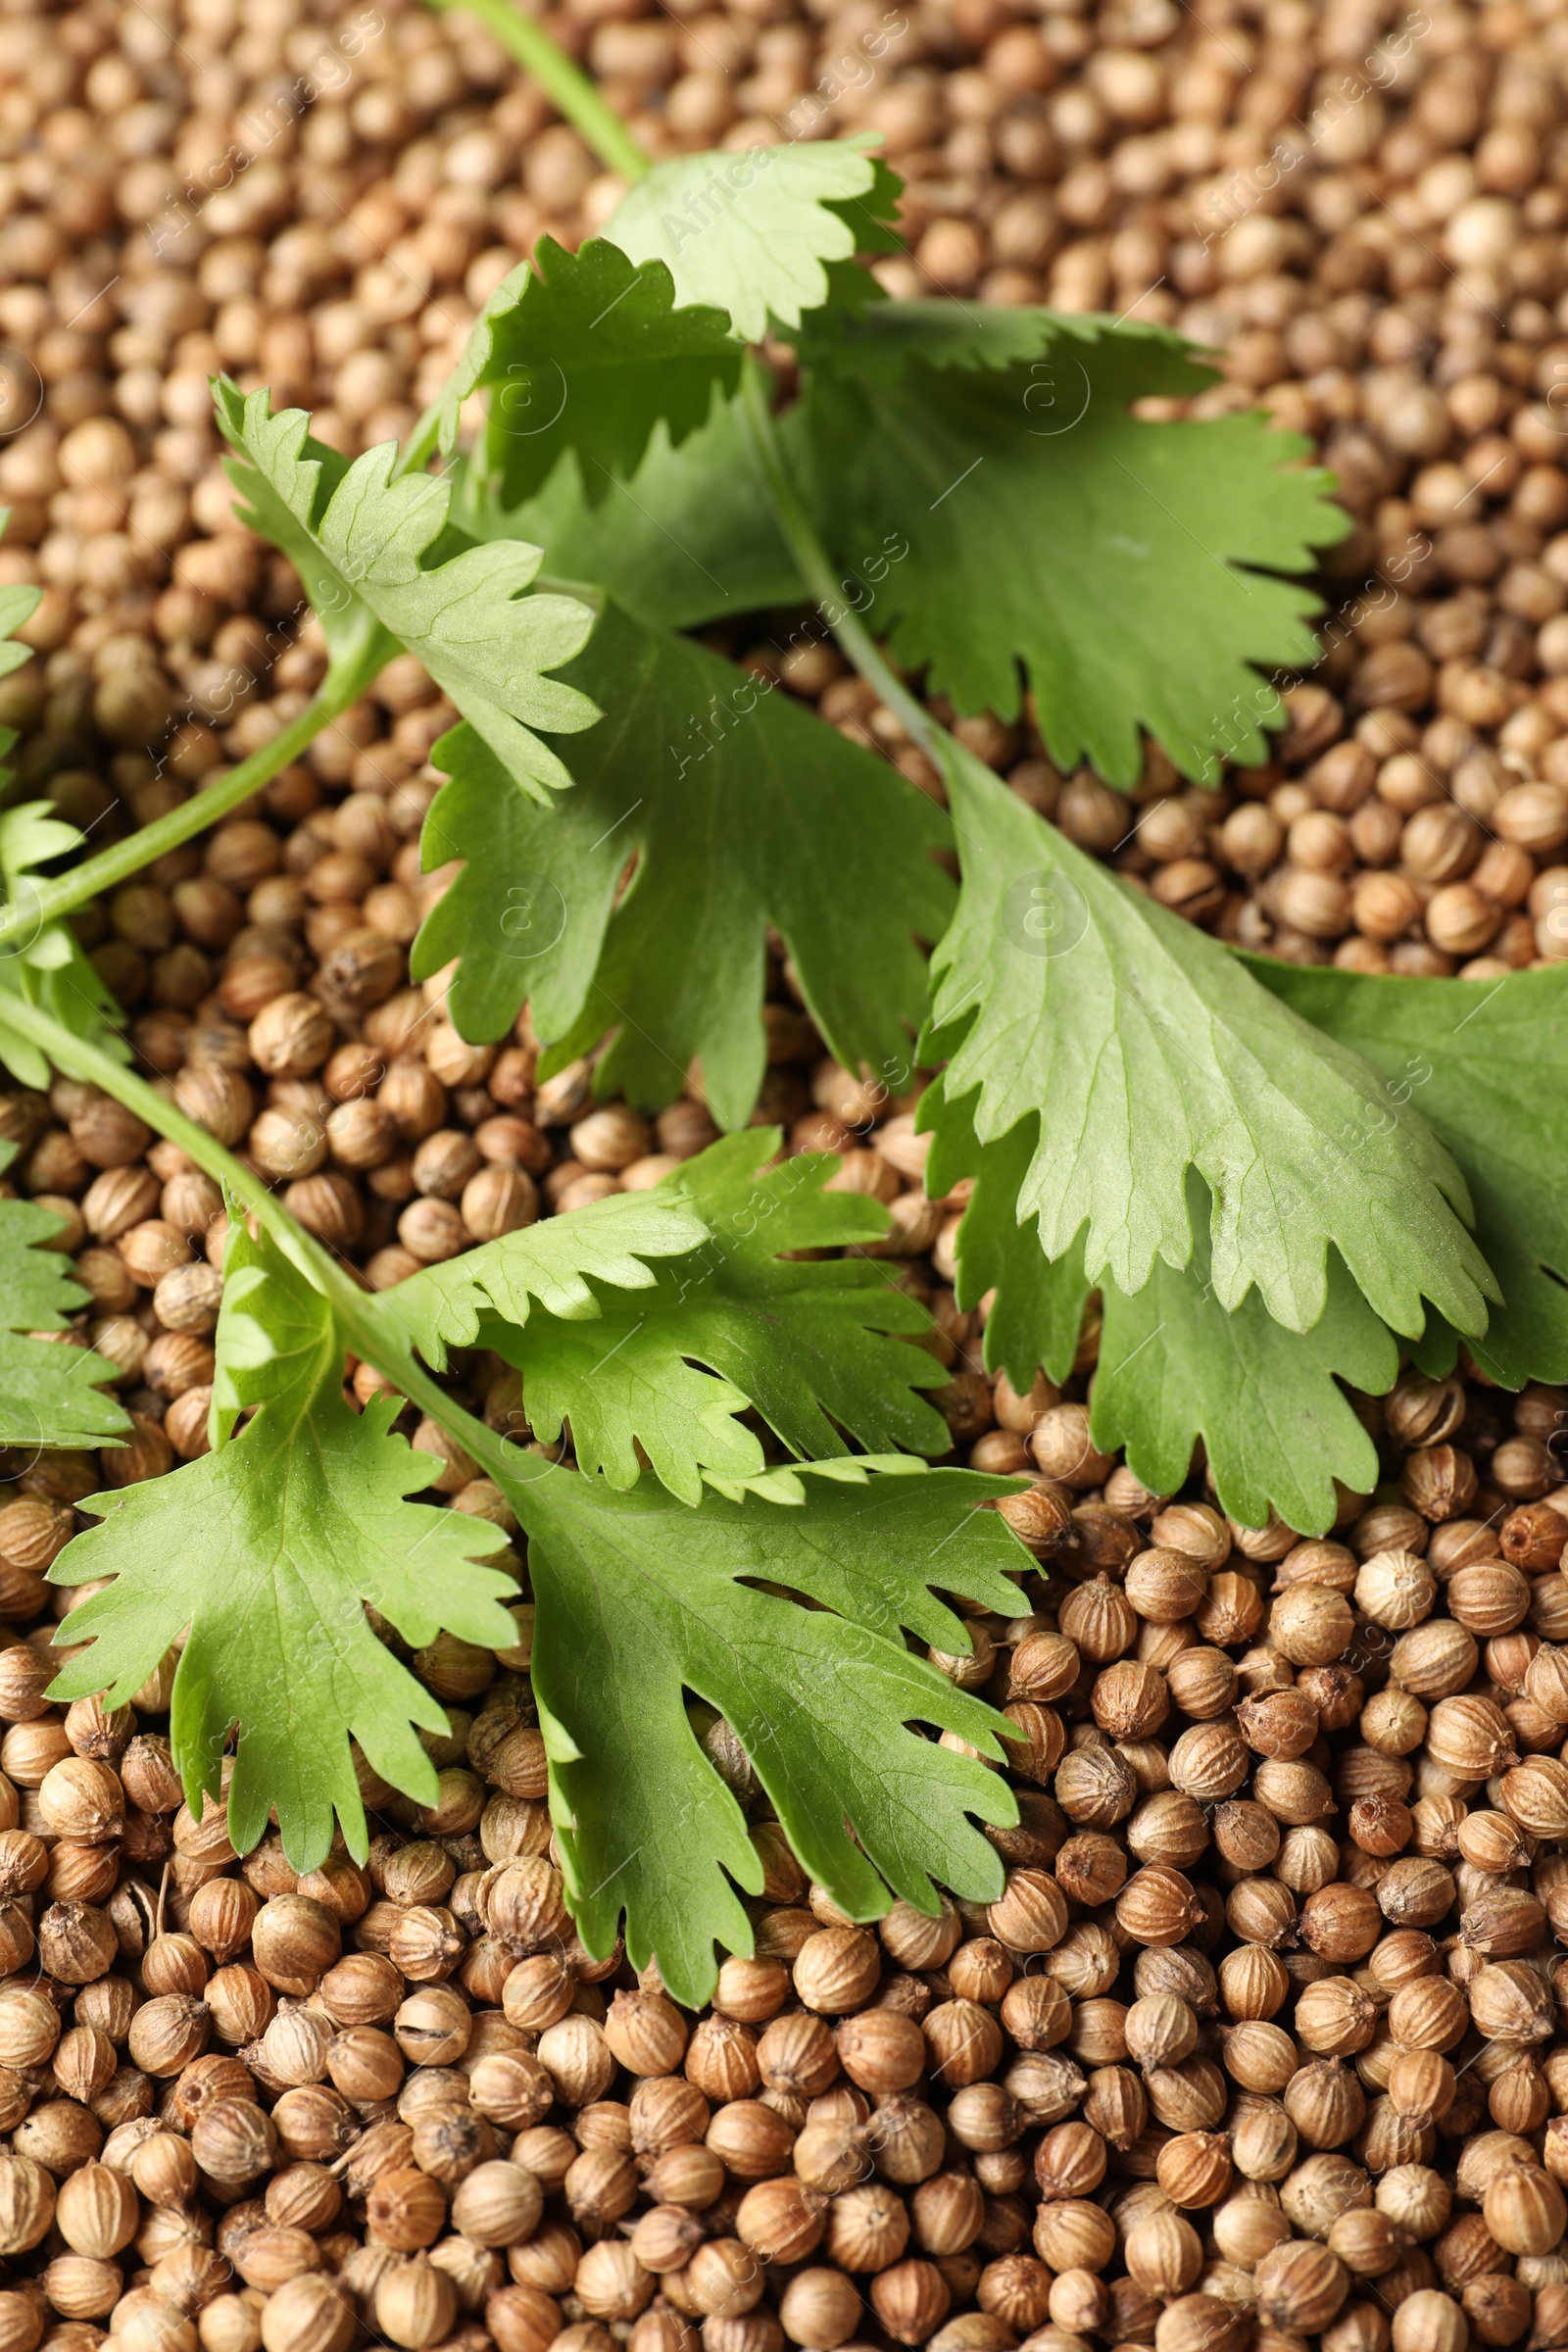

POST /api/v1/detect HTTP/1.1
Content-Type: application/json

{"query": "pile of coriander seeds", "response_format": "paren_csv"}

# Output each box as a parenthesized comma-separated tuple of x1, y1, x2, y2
(12, 0, 1568, 971)
(2, 1372, 1568, 2352)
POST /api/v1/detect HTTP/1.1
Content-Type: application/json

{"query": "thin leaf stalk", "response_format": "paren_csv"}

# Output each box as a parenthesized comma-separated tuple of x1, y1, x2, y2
(0, 993, 544, 1499)
(426, 0, 652, 183)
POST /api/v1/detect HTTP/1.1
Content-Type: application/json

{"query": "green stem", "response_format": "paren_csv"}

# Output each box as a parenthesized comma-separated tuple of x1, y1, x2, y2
(428, 0, 652, 182)
(0, 683, 363, 951)
(0, 995, 533, 1494)
(737, 362, 938, 759)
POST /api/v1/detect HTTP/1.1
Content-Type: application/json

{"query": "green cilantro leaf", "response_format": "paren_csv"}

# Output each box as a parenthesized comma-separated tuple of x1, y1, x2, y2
(921, 1075, 1395, 1534)
(0, 576, 36, 686)
(823, 152, 906, 257)
(702, 1450, 932, 1504)
(461, 390, 801, 633)
(220, 407, 396, 689)
(928, 743, 1495, 1340)
(412, 599, 952, 1130)
(1091, 1168, 1396, 1534)
(0, 805, 134, 1095)
(484, 1132, 951, 1503)
(47, 1225, 517, 1869)
(800, 296, 1077, 379)
(601, 134, 887, 342)
(0, 1146, 129, 1451)
(920, 1073, 1091, 1389)
(510, 1463, 1024, 2003)
(1, 808, 80, 877)
(384, 1185, 709, 1371)
(1251, 960, 1568, 1390)
(509, 1324, 759, 1505)
(790, 306, 1350, 781)
(435, 238, 741, 508)
(214, 382, 598, 799)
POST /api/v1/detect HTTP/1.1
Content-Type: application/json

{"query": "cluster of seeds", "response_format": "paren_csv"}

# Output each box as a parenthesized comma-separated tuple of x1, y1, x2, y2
(1, 1368, 1568, 2352)
(9, 5, 1568, 2352)
(15, 0, 1568, 982)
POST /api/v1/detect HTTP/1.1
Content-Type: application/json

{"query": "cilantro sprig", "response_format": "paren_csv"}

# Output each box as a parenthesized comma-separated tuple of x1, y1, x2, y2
(50, 1225, 520, 1868)
(1253, 959, 1568, 1391)
(0, 584, 133, 1096)
(600, 134, 897, 341)
(927, 1074, 1397, 1535)
(3, 31, 1563, 2009)
(927, 950, 1568, 1533)
(4, 999, 1018, 1999)
(790, 306, 1351, 783)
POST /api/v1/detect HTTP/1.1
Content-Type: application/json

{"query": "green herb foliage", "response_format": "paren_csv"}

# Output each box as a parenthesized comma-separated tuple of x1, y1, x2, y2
(930, 742, 1495, 1340)
(436, 237, 742, 507)
(0, 578, 134, 1097)
(0, 806, 133, 1096)
(1089, 1171, 1396, 1537)
(411, 600, 953, 1129)
(514, 1463, 1025, 2003)
(601, 134, 895, 341)
(920, 1074, 1092, 1387)
(36, 1146, 1024, 1984)
(12, 96, 1559, 2008)
(386, 1182, 708, 1369)
(482, 1132, 952, 1502)
(48, 1226, 519, 1869)
(0, 578, 37, 684)
(1253, 959, 1568, 1391)
(469, 390, 803, 631)
(220, 410, 396, 687)
(920, 1075, 1396, 1536)
(792, 310, 1350, 782)
(216, 383, 599, 797)
(0, 1146, 130, 1451)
